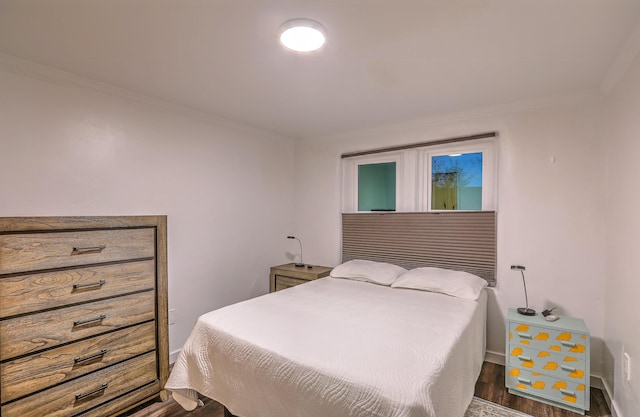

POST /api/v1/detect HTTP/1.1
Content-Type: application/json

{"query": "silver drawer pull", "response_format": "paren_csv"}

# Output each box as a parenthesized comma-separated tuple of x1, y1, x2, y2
(73, 279, 106, 290)
(560, 388, 576, 397)
(74, 349, 108, 364)
(75, 383, 108, 401)
(72, 245, 106, 254)
(73, 314, 106, 327)
(561, 341, 577, 348)
(518, 332, 532, 339)
(517, 377, 532, 385)
(517, 355, 532, 362)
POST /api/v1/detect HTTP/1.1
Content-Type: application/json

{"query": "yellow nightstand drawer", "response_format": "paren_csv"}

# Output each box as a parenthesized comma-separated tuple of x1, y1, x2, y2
(508, 344, 587, 382)
(509, 322, 587, 358)
(507, 367, 587, 409)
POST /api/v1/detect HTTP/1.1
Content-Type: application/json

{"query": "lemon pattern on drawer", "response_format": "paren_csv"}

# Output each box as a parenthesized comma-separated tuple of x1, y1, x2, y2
(509, 341, 587, 381)
(507, 367, 587, 407)
(510, 323, 587, 357)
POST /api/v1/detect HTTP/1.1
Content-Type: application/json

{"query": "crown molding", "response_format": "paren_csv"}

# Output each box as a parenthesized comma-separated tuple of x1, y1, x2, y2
(0, 52, 292, 142)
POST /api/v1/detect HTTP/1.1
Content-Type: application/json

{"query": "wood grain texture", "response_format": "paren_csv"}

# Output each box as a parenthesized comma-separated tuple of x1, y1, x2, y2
(0, 260, 155, 317)
(269, 263, 332, 293)
(0, 216, 166, 232)
(1, 321, 156, 402)
(0, 215, 169, 417)
(2, 352, 157, 417)
(155, 215, 170, 401)
(0, 291, 155, 360)
(0, 228, 154, 275)
(123, 362, 612, 417)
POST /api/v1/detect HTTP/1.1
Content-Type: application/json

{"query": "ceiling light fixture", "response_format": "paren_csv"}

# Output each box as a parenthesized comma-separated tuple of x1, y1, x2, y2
(279, 18, 326, 52)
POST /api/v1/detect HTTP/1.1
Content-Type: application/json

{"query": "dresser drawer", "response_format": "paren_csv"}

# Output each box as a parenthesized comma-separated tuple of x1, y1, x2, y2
(1, 351, 157, 417)
(508, 344, 587, 382)
(1, 321, 156, 403)
(0, 260, 155, 318)
(507, 367, 587, 409)
(509, 322, 587, 358)
(0, 291, 155, 360)
(0, 228, 155, 275)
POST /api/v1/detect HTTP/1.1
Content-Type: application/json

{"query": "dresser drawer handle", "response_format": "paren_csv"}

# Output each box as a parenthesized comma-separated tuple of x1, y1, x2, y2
(561, 364, 577, 372)
(73, 314, 106, 327)
(518, 355, 532, 362)
(518, 333, 532, 339)
(72, 245, 106, 254)
(561, 341, 577, 348)
(560, 388, 576, 397)
(517, 377, 532, 385)
(74, 349, 108, 364)
(73, 279, 106, 290)
(75, 383, 108, 401)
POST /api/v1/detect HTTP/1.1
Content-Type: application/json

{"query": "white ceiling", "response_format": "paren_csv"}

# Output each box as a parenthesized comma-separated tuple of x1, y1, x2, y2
(0, 0, 639, 139)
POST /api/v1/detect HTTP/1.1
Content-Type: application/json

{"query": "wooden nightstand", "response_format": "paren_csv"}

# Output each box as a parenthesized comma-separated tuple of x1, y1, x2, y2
(505, 308, 590, 414)
(269, 263, 332, 293)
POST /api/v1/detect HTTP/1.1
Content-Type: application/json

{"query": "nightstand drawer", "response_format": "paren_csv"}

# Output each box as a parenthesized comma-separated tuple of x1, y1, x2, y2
(269, 263, 332, 293)
(509, 322, 587, 358)
(1, 352, 157, 417)
(0, 291, 155, 360)
(0, 260, 155, 318)
(508, 345, 587, 382)
(275, 275, 308, 291)
(0, 228, 155, 275)
(507, 367, 587, 409)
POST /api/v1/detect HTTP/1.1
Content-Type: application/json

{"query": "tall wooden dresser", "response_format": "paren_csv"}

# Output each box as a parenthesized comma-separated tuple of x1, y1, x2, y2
(0, 216, 169, 417)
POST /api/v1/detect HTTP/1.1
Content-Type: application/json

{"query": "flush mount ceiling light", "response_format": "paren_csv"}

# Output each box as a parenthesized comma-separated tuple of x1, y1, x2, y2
(279, 18, 326, 52)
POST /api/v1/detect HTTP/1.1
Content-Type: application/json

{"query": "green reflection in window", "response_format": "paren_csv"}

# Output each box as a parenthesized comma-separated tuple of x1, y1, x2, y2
(432, 152, 482, 210)
(358, 162, 396, 211)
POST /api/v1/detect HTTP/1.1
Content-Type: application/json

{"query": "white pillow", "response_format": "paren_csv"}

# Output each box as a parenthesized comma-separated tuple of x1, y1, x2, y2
(391, 267, 487, 300)
(330, 259, 407, 286)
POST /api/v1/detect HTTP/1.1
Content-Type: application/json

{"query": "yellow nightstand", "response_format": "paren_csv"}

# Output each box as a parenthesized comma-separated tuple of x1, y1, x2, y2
(269, 263, 332, 292)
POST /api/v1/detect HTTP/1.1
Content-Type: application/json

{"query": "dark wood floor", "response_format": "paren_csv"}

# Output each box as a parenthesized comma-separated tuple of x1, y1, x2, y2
(123, 362, 611, 417)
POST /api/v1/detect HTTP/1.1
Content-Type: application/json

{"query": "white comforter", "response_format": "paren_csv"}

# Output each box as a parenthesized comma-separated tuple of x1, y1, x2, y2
(165, 277, 487, 417)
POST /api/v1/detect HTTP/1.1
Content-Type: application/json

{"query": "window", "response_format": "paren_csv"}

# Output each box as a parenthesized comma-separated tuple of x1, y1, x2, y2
(422, 140, 495, 211)
(342, 152, 404, 213)
(342, 134, 496, 213)
(358, 162, 396, 211)
(430, 152, 483, 210)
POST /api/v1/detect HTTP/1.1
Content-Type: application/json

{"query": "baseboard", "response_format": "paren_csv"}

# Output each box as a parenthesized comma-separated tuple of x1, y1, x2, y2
(484, 350, 505, 365)
(599, 376, 622, 417)
(170, 349, 181, 365)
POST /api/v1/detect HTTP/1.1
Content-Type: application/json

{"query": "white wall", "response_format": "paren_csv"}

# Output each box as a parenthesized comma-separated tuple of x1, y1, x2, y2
(294, 95, 608, 376)
(603, 53, 640, 417)
(0, 68, 296, 355)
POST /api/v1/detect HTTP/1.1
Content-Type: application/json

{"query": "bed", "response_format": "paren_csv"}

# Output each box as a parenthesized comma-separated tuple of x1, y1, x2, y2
(165, 212, 496, 417)
(165, 266, 488, 417)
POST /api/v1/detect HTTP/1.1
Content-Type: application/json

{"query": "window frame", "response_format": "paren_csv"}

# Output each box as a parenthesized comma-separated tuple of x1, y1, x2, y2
(342, 152, 405, 213)
(341, 136, 497, 213)
(419, 139, 496, 211)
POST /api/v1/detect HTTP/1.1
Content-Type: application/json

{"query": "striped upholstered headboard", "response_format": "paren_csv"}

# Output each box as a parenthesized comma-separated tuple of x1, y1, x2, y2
(341, 212, 497, 286)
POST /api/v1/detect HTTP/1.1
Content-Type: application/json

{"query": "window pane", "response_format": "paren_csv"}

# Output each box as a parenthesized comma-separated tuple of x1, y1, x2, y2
(358, 162, 396, 211)
(431, 152, 482, 210)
